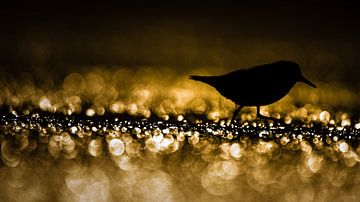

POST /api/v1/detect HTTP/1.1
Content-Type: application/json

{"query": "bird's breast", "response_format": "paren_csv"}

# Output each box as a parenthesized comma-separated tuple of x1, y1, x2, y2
(217, 79, 295, 106)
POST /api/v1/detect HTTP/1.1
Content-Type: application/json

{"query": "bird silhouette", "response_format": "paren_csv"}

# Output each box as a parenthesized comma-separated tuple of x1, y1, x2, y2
(189, 60, 316, 124)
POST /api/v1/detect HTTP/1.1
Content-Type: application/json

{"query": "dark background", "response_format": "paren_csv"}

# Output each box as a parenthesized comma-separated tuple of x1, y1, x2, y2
(0, 1, 359, 88)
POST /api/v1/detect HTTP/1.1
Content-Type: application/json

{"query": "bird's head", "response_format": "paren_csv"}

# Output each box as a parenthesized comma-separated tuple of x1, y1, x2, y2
(279, 61, 317, 88)
(298, 72, 317, 88)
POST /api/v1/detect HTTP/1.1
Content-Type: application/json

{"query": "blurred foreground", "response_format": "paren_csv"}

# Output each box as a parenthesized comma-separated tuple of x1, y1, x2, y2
(0, 112, 360, 201)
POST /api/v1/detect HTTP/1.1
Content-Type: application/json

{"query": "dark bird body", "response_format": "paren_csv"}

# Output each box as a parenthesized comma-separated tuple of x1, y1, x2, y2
(190, 60, 316, 123)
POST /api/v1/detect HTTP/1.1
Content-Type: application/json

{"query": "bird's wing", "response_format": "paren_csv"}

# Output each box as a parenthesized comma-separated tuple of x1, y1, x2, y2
(218, 65, 284, 97)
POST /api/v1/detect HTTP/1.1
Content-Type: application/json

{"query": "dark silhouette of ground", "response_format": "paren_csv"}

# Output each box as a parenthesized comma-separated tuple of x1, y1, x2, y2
(190, 60, 316, 124)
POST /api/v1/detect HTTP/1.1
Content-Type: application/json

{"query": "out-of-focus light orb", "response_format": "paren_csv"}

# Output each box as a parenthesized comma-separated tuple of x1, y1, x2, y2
(108, 139, 125, 156)
(202, 161, 236, 196)
(134, 127, 141, 135)
(96, 106, 105, 115)
(191, 98, 207, 114)
(1, 140, 21, 167)
(300, 141, 312, 154)
(61, 133, 76, 153)
(86, 108, 96, 117)
(70, 126, 78, 134)
(39, 97, 52, 111)
(306, 154, 323, 173)
(222, 160, 239, 179)
(63, 73, 86, 93)
(355, 123, 360, 129)
(159, 135, 174, 151)
(284, 115, 292, 124)
(339, 142, 349, 153)
(92, 126, 98, 132)
(229, 143, 241, 158)
(110, 101, 125, 113)
(343, 151, 359, 167)
(125, 141, 140, 156)
(88, 139, 103, 157)
(143, 109, 152, 118)
(258, 130, 269, 138)
(162, 128, 170, 134)
(341, 119, 351, 127)
(127, 103, 138, 116)
(208, 111, 220, 122)
(153, 131, 164, 143)
(188, 132, 200, 145)
(256, 141, 274, 154)
(145, 138, 156, 152)
(177, 132, 185, 142)
(65, 168, 110, 201)
(319, 111, 331, 123)
(280, 136, 290, 145)
(177, 115, 184, 121)
(113, 155, 134, 171)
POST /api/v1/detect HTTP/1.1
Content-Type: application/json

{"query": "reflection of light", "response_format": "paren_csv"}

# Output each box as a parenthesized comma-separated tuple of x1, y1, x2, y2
(256, 141, 274, 154)
(202, 160, 237, 196)
(61, 133, 75, 153)
(112, 154, 135, 171)
(343, 151, 359, 167)
(1, 140, 21, 167)
(2, 66, 360, 201)
(65, 168, 110, 201)
(0, 113, 360, 201)
(339, 142, 349, 153)
(189, 132, 200, 145)
(306, 153, 323, 173)
(88, 139, 103, 157)
(108, 139, 125, 156)
(300, 141, 312, 154)
(229, 143, 241, 158)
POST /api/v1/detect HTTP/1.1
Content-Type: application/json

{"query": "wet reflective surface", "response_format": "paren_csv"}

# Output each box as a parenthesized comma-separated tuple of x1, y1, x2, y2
(0, 65, 359, 201)
(1, 112, 360, 201)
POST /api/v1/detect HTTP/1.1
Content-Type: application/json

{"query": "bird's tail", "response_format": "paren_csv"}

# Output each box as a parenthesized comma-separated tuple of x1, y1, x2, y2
(189, 75, 216, 85)
(189, 75, 205, 81)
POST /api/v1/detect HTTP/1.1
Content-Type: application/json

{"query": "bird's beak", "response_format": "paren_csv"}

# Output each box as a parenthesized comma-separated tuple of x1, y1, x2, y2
(299, 75, 317, 88)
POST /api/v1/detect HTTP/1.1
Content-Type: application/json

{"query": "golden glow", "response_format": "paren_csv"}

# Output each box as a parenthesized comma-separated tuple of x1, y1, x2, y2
(0, 117, 359, 201)
(0, 66, 359, 201)
(0, 66, 358, 124)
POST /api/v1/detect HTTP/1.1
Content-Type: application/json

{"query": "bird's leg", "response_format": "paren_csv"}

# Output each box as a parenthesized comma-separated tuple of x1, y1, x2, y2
(230, 105, 243, 124)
